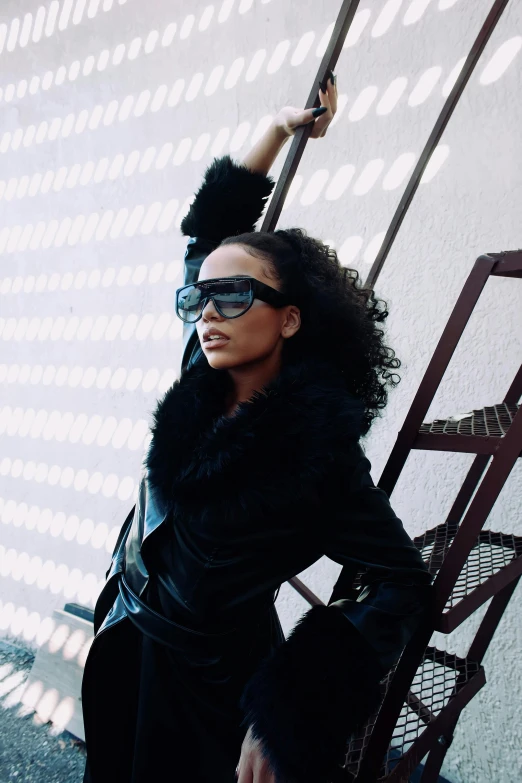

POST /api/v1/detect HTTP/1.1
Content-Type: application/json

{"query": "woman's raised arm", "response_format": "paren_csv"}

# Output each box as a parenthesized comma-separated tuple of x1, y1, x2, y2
(179, 155, 277, 371)
(179, 73, 338, 372)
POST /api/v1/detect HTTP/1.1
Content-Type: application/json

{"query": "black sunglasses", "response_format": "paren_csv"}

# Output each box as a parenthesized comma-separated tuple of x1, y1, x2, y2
(175, 275, 290, 323)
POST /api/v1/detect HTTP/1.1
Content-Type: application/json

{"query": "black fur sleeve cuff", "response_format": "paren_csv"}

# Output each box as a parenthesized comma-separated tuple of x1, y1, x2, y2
(239, 605, 384, 783)
(179, 154, 276, 242)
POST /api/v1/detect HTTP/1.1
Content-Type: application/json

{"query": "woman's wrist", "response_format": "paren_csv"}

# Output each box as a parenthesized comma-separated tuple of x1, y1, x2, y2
(241, 121, 290, 177)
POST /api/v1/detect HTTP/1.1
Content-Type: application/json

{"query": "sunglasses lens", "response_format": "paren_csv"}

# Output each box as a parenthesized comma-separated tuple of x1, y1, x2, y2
(177, 279, 252, 322)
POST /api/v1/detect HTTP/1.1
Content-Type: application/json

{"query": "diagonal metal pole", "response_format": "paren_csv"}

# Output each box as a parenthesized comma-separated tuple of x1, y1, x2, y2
(364, 0, 510, 290)
(260, 0, 361, 233)
(287, 0, 512, 608)
(266, 0, 362, 604)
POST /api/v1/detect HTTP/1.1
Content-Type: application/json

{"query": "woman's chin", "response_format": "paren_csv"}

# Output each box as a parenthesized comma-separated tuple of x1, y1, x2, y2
(205, 350, 238, 369)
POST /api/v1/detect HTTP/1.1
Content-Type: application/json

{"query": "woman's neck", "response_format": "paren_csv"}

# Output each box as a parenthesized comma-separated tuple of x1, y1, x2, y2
(224, 353, 282, 417)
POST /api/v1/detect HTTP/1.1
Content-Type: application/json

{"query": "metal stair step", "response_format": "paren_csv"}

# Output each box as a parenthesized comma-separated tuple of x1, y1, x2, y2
(412, 521, 522, 633)
(414, 403, 520, 456)
(343, 646, 485, 782)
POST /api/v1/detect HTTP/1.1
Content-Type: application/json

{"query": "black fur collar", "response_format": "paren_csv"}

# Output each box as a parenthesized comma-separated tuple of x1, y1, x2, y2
(144, 355, 365, 514)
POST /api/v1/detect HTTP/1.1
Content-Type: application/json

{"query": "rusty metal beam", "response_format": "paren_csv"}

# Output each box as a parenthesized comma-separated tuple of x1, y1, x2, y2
(364, 0, 510, 290)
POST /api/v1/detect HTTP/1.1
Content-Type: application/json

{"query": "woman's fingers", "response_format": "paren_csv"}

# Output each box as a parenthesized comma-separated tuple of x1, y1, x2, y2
(309, 75, 336, 138)
(274, 72, 338, 137)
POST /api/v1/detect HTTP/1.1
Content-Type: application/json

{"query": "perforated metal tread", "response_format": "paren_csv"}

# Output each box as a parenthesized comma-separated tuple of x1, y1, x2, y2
(414, 403, 520, 455)
(411, 521, 522, 632)
(343, 647, 485, 782)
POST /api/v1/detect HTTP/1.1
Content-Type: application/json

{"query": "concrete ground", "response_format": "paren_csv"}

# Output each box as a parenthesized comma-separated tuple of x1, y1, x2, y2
(0, 641, 86, 783)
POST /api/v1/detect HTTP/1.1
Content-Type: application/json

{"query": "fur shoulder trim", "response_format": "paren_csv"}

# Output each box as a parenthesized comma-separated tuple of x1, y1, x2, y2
(180, 154, 276, 242)
(143, 355, 365, 514)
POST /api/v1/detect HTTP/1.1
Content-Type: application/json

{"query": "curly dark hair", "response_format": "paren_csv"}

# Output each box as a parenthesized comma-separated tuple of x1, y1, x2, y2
(219, 228, 401, 436)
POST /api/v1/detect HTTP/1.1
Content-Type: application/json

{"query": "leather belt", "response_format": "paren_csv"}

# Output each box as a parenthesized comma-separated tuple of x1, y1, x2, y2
(118, 573, 240, 654)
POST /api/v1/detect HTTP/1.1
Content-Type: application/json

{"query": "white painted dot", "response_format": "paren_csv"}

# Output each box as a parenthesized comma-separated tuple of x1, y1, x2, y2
(112, 43, 126, 64)
(344, 10, 371, 47)
(191, 133, 211, 161)
(42, 71, 54, 90)
(480, 37, 522, 85)
(382, 152, 416, 190)
(420, 144, 449, 183)
(185, 74, 204, 102)
(291, 32, 315, 66)
(150, 85, 168, 112)
(408, 66, 442, 106)
(205, 65, 225, 96)
(180, 15, 195, 39)
(144, 30, 158, 53)
(161, 23, 177, 47)
(363, 232, 386, 264)
(349, 86, 378, 121)
(315, 24, 334, 58)
(230, 122, 251, 152)
(167, 80, 185, 106)
(210, 128, 230, 156)
(133, 91, 150, 117)
(123, 150, 140, 176)
(97, 49, 110, 70)
(118, 95, 134, 122)
(7, 18, 20, 52)
(155, 142, 174, 169)
(246, 50, 267, 82)
(173, 139, 192, 166)
(300, 169, 330, 206)
(103, 100, 119, 125)
(23, 126, 36, 146)
(68, 60, 81, 81)
(372, 0, 402, 37)
(12, 129, 24, 150)
(75, 109, 89, 134)
(138, 147, 156, 173)
(55, 66, 67, 84)
(324, 165, 355, 200)
(32, 8, 46, 43)
(403, 0, 431, 26)
(281, 175, 303, 211)
(35, 122, 49, 144)
(223, 57, 245, 90)
(442, 57, 465, 97)
(218, 0, 234, 23)
(88, 105, 104, 130)
(61, 113, 75, 137)
(127, 37, 141, 60)
(199, 6, 214, 31)
(353, 159, 384, 195)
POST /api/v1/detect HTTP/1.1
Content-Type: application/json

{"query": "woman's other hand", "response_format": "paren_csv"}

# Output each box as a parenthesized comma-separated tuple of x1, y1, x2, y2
(236, 725, 277, 782)
(274, 70, 338, 139)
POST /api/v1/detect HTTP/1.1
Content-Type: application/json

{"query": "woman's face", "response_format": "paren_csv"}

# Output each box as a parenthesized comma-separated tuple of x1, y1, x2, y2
(195, 244, 300, 370)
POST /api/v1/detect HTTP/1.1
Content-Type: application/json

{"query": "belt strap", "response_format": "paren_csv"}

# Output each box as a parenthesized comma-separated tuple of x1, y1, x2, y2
(118, 574, 239, 653)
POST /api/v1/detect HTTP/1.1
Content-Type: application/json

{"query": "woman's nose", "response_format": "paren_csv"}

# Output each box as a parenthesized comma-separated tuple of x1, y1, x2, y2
(201, 297, 222, 319)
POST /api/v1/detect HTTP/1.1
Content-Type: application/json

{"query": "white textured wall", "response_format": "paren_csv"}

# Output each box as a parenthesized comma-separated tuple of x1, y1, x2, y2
(1, 0, 521, 780)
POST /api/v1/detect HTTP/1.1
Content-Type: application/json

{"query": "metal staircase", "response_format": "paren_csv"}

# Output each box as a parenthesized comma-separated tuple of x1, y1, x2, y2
(291, 252, 522, 781)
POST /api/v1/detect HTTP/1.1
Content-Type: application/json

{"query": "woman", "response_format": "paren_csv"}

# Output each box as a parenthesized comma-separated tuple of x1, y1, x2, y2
(82, 73, 433, 783)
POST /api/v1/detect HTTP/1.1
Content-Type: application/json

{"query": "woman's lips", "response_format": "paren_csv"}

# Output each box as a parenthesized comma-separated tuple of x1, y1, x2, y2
(203, 336, 230, 349)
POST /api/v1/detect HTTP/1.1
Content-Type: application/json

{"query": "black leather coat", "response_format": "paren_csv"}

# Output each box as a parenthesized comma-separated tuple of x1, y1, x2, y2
(82, 155, 434, 783)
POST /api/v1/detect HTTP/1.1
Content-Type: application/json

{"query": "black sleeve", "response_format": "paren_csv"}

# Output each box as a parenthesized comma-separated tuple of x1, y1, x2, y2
(179, 155, 276, 372)
(239, 446, 434, 783)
